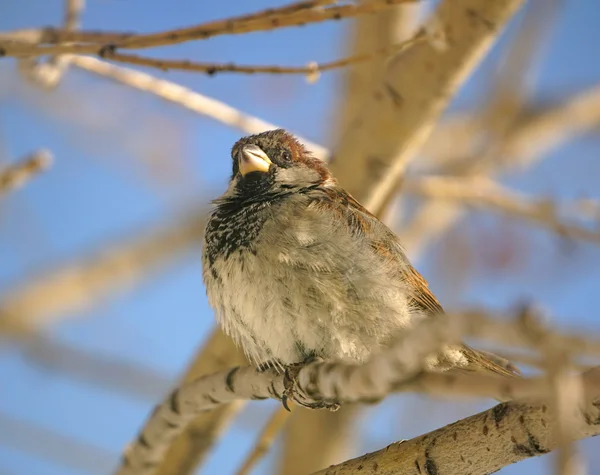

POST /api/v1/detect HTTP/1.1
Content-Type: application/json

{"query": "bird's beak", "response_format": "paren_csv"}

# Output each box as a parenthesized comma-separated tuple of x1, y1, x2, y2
(239, 145, 272, 176)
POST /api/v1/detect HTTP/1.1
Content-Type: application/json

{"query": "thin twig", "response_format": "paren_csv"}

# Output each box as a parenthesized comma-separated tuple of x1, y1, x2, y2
(0, 0, 419, 58)
(110, 0, 419, 50)
(21, 0, 87, 89)
(404, 176, 600, 245)
(68, 55, 329, 160)
(0, 149, 53, 196)
(97, 30, 425, 78)
(236, 406, 291, 475)
(0, 0, 339, 49)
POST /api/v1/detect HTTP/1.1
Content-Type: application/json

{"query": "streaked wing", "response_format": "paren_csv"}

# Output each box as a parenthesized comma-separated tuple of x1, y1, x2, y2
(331, 185, 520, 378)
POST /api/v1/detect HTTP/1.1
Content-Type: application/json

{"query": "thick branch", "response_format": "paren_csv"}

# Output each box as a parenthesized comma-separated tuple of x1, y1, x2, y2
(401, 83, 600, 258)
(332, 0, 525, 211)
(313, 382, 600, 475)
(153, 328, 247, 475)
(281, 4, 423, 474)
(115, 311, 600, 474)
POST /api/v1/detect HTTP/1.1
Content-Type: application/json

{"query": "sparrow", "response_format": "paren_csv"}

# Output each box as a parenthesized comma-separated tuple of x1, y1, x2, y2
(202, 129, 518, 380)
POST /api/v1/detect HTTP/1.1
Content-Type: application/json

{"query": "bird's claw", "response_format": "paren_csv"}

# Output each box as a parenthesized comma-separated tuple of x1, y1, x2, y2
(280, 358, 340, 412)
(281, 362, 304, 411)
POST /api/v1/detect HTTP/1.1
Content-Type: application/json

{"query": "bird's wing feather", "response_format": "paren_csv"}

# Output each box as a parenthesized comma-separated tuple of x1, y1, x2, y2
(325, 185, 520, 378)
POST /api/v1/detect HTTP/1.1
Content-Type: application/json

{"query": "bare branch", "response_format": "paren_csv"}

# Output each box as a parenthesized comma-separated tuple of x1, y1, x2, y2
(118, 359, 600, 475)
(0, 0, 419, 58)
(153, 329, 247, 475)
(0, 0, 338, 49)
(332, 0, 525, 213)
(115, 310, 600, 475)
(0, 412, 115, 475)
(0, 209, 206, 336)
(236, 406, 290, 475)
(401, 84, 600, 257)
(69, 55, 329, 160)
(115, 0, 417, 50)
(18, 0, 86, 89)
(95, 31, 425, 77)
(474, 0, 560, 160)
(20, 335, 171, 401)
(0, 149, 52, 196)
(404, 176, 600, 245)
(312, 375, 600, 475)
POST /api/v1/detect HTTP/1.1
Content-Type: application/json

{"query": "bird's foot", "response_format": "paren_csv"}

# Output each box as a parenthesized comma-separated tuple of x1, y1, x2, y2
(281, 357, 340, 412)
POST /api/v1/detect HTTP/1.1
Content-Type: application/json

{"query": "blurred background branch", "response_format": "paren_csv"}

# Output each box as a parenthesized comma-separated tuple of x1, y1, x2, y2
(0, 209, 207, 336)
(0, 412, 115, 475)
(0, 149, 53, 197)
(69, 55, 328, 158)
(17, 0, 86, 89)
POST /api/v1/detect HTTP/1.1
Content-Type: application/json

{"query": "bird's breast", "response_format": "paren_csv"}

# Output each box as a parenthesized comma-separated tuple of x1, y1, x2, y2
(204, 200, 272, 265)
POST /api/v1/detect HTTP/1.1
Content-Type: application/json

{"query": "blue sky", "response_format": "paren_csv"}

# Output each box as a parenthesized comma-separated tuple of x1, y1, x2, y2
(1, 1, 599, 474)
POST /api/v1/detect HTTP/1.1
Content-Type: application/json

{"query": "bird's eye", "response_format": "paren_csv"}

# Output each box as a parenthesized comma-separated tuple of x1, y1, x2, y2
(282, 150, 292, 162)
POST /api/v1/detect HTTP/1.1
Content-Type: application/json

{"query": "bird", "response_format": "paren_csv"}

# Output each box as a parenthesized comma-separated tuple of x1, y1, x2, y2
(202, 129, 519, 381)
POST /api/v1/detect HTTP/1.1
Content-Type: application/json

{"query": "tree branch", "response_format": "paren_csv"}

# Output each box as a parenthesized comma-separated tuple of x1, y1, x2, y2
(94, 31, 425, 77)
(0, 412, 115, 475)
(404, 176, 600, 245)
(18, 0, 86, 89)
(400, 83, 600, 258)
(20, 335, 171, 401)
(115, 310, 600, 475)
(236, 406, 290, 475)
(0, 209, 206, 336)
(69, 55, 329, 160)
(0, 0, 419, 58)
(0, 149, 53, 197)
(153, 328, 248, 475)
(312, 378, 600, 475)
(332, 0, 525, 212)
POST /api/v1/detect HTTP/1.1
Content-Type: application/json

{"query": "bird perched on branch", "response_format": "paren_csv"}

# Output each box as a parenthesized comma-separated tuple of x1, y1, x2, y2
(202, 129, 519, 380)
